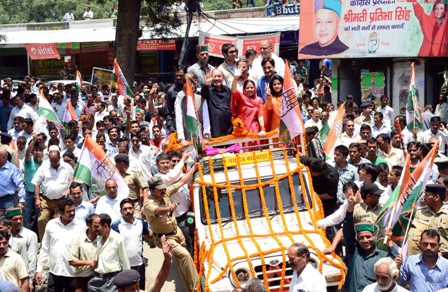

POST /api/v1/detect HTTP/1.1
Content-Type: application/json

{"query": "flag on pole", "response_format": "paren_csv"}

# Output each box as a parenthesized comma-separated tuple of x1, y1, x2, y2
(406, 62, 423, 131)
(318, 122, 330, 144)
(62, 101, 78, 124)
(185, 79, 199, 136)
(112, 58, 134, 97)
(391, 142, 438, 246)
(37, 93, 62, 126)
(322, 102, 345, 159)
(75, 70, 83, 94)
(279, 60, 304, 142)
(378, 154, 411, 230)
(74, 135, 129, 196)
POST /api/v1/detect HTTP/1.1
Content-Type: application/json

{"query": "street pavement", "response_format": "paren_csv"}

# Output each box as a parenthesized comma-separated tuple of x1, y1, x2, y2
(144, 242, 184, 291)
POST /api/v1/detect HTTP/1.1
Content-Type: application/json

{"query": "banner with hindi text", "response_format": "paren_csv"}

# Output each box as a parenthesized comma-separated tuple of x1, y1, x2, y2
(299, 0, 448, 59)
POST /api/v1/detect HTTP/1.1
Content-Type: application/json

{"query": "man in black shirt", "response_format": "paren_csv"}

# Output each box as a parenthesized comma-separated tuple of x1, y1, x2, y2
(300, 156, 339, 217)
(201, 69, 232, 138)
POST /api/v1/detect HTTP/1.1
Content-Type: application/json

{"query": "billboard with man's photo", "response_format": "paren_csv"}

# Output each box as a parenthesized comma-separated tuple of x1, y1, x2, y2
(299, 0, 448, 59)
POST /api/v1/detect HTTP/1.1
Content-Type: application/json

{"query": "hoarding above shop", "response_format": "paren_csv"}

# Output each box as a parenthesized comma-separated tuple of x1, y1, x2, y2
(298, 0, 448, 59)
(136, 40, 176, 51)
(24, 43, 60, 60)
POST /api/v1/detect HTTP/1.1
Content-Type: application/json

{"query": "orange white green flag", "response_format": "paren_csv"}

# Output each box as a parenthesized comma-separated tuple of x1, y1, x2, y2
(112, 58, 134, 97)
(74, 135, 129, 196)
(185, 79, 199, 136)
(322, 102, 345, 159)
(75, 70, 83, 93)
(406, 62, 423, 131)
(37, 93, 62, 126)
(62, 101, 78, 124)
(280, 60, 304, 142)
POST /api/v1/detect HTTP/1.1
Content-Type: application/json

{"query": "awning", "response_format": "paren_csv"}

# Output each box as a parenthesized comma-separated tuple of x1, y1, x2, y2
(24, 43, 60, 60)
(1, 27, 116, 46)
(0, 15, 299, 46)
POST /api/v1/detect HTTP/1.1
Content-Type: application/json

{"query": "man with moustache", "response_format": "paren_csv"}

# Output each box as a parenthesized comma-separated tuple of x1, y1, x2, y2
(36, 198, 85, 292)
(0, 230, 29, 291)
(287, 243, 326, 291)
(362, 258, 408, 292)
(111, 198, 149, 290)
(397, 229, 448, 291)
(343, 193, 396, 292)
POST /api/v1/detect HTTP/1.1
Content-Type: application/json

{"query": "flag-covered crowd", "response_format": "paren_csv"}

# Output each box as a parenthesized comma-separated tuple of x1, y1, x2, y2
(0, 39, 448, 292)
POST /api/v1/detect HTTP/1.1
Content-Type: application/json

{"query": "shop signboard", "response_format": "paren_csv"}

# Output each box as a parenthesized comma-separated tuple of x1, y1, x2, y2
(198, 32, 280, 58)
(140, 53, 159, 74)
(91, 67, 113, 86)
(24, 43, 60, 60)
(34, 59, 65, 76)
(299, 0, 448, 59)
(266, 3, 300, 17)
(136, 40, 176, 51)
(27, 22, 69, 31)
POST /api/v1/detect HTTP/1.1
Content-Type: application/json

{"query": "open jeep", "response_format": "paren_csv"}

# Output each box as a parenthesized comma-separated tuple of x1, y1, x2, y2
(192, 138, 346, 291)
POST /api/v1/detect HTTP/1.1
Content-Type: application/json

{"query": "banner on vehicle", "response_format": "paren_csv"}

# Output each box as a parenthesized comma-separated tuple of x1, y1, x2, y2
(298, 0, 448, 59)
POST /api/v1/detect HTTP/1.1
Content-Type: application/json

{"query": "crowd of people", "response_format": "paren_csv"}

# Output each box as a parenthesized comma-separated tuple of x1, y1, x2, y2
(0, 38, 448, 292)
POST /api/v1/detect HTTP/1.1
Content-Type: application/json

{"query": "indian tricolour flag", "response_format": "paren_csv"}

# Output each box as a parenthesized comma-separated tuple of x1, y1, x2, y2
(74, 135, 129, 196)
(280, 60, 304, 143)
(62, 101, 78, 124)
(390, 141, 438, 254)
(377, 154, 411, 231)
(406, 62, 423, 131)
(112, 58, 134, 97)
(322, 102, 345, 160)
(37, 93, 62, 126)
(75, 70, 83, 94)
(185, 79, 199, 136)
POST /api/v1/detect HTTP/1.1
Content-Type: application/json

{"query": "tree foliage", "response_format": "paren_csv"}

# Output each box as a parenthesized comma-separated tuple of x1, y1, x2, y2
(0, 0, 262, 24)
(0, 0, 118, 24)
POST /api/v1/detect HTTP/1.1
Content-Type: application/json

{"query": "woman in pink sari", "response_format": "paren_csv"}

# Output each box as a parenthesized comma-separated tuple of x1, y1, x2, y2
(231, 68, 266, 139)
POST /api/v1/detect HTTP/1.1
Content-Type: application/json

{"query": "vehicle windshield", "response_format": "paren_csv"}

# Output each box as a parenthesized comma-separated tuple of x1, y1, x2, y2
(200, 172, 311, 224)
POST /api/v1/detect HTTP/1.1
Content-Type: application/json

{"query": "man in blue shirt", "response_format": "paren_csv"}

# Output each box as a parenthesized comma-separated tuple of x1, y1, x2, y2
(0, 92, 13, 132)
(397, 229, 448, 292)
(0, 148, 25, 210)
(257, 57, 276, 103)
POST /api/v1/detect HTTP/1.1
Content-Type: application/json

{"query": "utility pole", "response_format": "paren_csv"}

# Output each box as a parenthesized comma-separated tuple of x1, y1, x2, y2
(178, 0, 201, 68)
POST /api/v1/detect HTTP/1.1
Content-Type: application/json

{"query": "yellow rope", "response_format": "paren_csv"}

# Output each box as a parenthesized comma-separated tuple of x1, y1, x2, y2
(196, 149, 347, 290)
(252, 151, 287, 291)
(222, 158, 256, 280)
(208, 158, 240, 287)
(234, 152, 268, 289)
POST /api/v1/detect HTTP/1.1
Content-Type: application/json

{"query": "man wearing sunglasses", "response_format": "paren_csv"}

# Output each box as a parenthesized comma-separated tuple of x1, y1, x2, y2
(218, 43, 238, 86)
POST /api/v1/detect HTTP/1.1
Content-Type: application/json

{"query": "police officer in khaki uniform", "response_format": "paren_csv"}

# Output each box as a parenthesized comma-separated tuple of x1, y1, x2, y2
(408, 184, 448, 256)
(143, 175, 198, 291)
(354, 183, 383, 224)
(114, 154, 149, 218)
